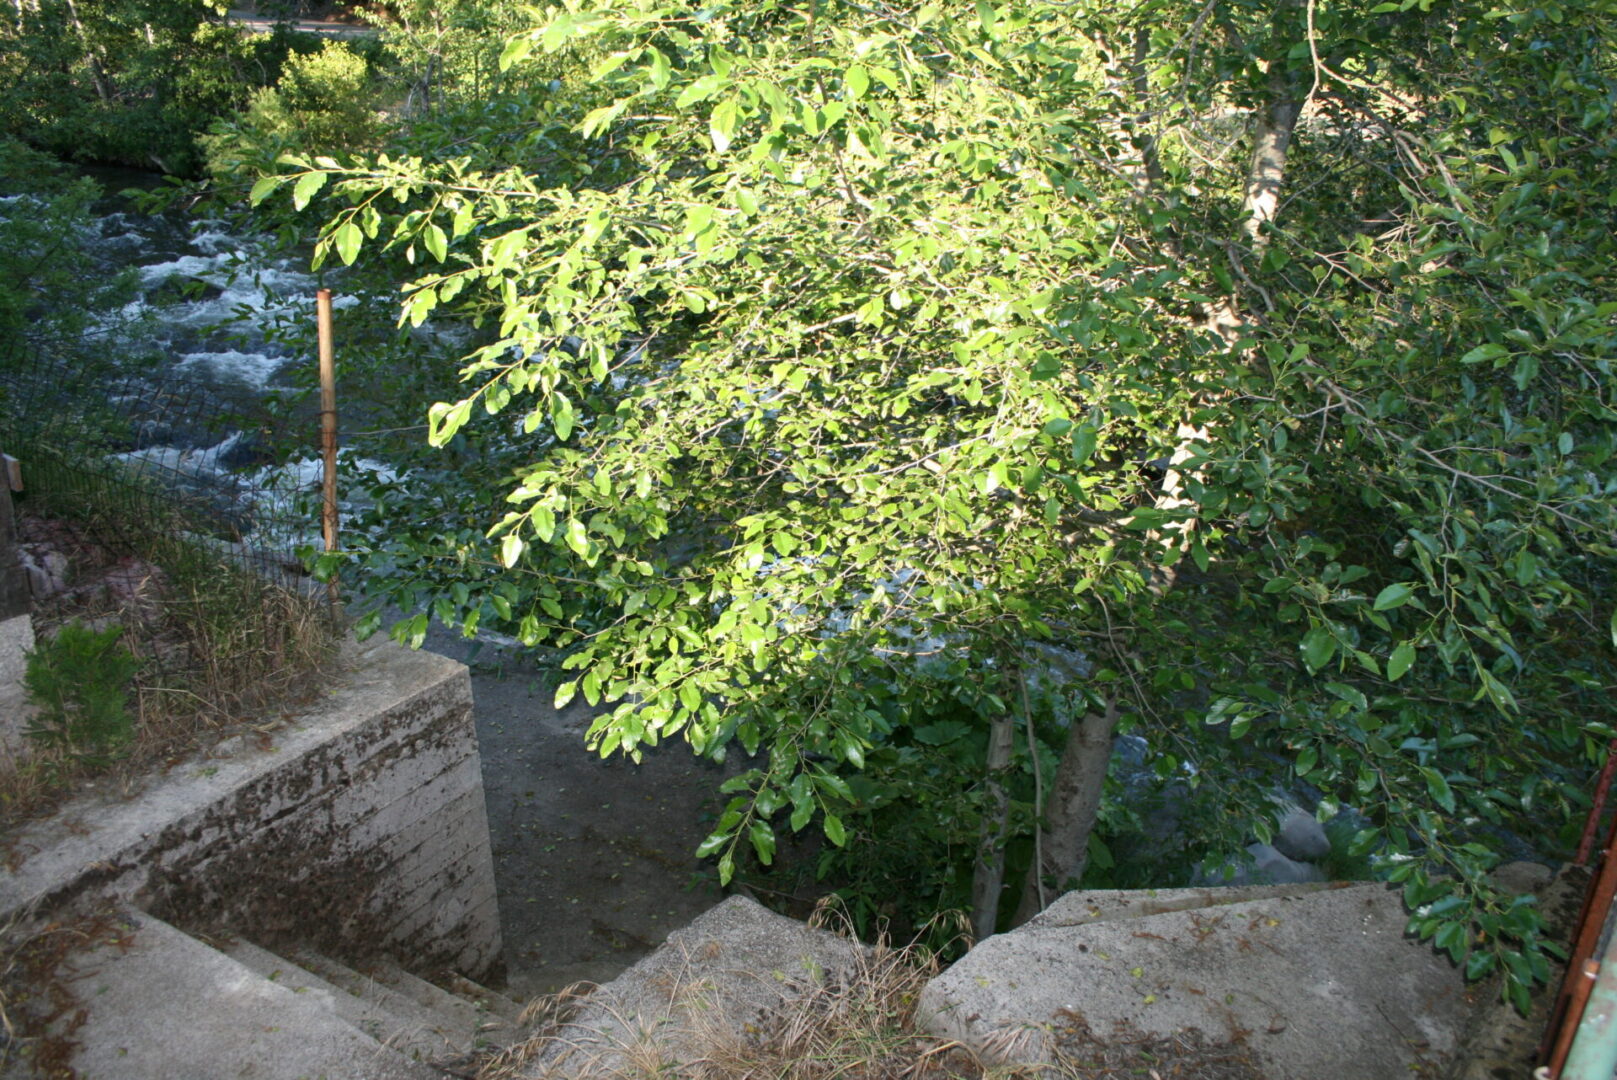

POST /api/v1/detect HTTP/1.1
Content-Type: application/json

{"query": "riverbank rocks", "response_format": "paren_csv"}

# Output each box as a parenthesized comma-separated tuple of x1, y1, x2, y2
(919, 881, 1475, 1080)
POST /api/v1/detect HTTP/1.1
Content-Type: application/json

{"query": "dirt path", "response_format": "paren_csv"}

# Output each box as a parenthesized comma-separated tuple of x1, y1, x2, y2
(415, 626, 730, 1001)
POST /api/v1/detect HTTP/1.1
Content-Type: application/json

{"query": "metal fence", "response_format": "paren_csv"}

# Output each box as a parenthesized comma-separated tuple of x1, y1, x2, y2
(0, 345, 334, 714)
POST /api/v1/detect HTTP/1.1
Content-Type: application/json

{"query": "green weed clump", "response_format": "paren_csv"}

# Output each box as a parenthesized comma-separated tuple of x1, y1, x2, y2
(22, 622, 140, 761)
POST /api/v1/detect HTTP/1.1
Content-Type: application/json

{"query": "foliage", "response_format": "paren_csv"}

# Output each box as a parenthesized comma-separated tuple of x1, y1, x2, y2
(23, 621, 141, 760)
(0, 139, 140, 362)
(0, 0, 318, 174)
(201, 39, 387, 178)
(257, 0, 1617, 1009)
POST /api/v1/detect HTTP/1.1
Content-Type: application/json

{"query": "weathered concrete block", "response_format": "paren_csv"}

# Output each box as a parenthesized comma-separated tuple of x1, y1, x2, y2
(920, 882, 1473, 1080)
(0, 635, 501, 980)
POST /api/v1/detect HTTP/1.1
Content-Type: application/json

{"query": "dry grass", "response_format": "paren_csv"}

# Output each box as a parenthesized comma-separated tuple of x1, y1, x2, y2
(466, 906, 1264, 1080)
(1, 506, 336, 830)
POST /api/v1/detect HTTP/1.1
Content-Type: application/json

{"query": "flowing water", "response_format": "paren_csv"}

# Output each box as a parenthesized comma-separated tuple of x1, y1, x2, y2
(8, 168, 408, 558)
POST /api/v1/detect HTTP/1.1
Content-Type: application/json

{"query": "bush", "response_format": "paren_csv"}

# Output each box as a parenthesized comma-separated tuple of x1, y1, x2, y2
(23, 621, 141, 759)
(201, 39, 384, 177)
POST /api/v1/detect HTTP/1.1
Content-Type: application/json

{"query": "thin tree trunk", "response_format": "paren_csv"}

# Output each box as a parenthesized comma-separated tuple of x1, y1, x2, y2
(1012, 697, 1118, 926)
(970, 709, 1017, 942)
(1242, 65, 1304, 253)
(62, 0, 112, 103)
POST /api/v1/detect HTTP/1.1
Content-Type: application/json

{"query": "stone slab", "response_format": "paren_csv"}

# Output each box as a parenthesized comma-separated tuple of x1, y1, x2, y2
(54, 910, 440, 1080)
(920, 882, 1475, 1080)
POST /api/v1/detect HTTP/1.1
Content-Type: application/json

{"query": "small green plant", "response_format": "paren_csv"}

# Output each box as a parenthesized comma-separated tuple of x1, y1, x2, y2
(23, 621, 141, 760)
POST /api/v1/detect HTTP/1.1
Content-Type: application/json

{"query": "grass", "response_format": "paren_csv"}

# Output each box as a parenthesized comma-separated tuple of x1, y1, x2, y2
(2, 450, 336, 827)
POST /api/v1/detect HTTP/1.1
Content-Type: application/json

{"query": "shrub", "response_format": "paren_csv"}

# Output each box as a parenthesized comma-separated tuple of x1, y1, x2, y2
(23, 621, 141, 759)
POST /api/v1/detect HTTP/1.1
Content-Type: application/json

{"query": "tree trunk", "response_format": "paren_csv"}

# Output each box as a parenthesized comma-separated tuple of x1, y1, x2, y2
(1242, 65, 1304, 253)
(62, 0, 112, 103)
(1012, 697, 1119, 926)
(970, 709, 1017, 941)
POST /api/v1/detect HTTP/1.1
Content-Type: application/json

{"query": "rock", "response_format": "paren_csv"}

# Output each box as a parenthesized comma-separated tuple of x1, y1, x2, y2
(1273, 808, 1331, 863)
(1027, 883, 1332, 930)
(1488, 860, 1555, 895)
(919, 882, 1473, 1080)
(1196, 844, 1326, 887)
(514, 896, 867, 1078)
(19, 545, 68, 598)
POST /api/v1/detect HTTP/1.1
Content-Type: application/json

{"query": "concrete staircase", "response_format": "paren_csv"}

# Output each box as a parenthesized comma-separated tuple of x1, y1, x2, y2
(21, 909, 523, 1080)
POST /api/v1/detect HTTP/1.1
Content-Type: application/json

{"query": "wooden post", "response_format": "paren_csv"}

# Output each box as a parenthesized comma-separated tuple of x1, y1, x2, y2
(317, 289, 341, 624)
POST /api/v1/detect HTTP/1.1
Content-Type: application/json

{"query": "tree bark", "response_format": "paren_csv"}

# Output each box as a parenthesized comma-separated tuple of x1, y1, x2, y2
(1011, 697, 1118, 926)
(1242, 64, 1304, 252)
(970, 708, 1017, 941)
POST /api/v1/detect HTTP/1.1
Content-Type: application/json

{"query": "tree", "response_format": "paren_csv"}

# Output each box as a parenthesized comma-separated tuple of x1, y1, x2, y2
(0, 0, 319, 174)
(260, 0, 1617, 1008)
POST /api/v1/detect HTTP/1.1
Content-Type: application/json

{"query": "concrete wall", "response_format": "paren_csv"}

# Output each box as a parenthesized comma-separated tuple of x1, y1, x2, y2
(0, 612, 34, 762)
(0, 635, 502, 980)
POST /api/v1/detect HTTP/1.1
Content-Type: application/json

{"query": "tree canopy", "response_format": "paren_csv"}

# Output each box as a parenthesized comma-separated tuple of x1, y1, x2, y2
(253, 0, 1617, 1009)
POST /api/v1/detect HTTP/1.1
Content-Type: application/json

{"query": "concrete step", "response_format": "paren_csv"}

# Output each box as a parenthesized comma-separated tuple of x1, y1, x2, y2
(41, 909, 439, 1080)
(224, 939, 462, 1064)
(285, 945, 485, 1059)
(366, 956, 523, 1034)
(440, 970, 525, 1025)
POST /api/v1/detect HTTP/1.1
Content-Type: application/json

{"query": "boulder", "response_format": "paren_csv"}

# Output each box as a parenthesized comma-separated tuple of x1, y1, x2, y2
(1196, 843, 1327, 887)
(514, 896, 867, 1078)
(919, 882, 1474, 1080)
(1273, 808, 1332, 862)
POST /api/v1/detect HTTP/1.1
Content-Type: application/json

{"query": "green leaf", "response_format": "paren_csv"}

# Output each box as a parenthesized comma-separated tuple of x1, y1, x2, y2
(552, 393, 575, 441)
(423, 222, 448, 263)
(1325, 682, 1368, 712)
(565, 518, 589, 557)
(1460, 343, 1509, 364)
(501, 533, 524, 568)
(748, 820, 776, 865)
(333, 221, 362, 266)
(1072, 422, 1098, 465)
(823, 813, 847, 847)
(845, 64, 870, 100)
(499, 35, 534, 72)
(292, 171, 327, 211)
(248, 175, 283, 206)
(1301, 627, 1337, 672)
(1373, 583, 1415, 611)
(1388, 641, 1417, 681)
(709, 97, 738, 153)
(1421, 767, 1456, 812)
